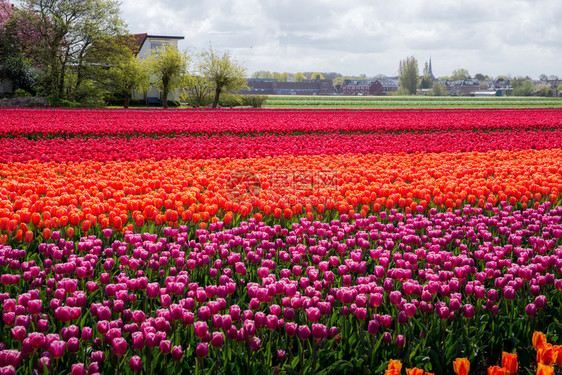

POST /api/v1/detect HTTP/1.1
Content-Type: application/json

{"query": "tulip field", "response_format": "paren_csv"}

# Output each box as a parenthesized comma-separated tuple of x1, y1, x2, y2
(0, 107, 561, 375)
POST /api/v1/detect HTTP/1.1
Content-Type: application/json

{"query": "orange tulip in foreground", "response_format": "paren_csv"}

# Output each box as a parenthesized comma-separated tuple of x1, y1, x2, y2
(387, 359, 402, 373)
(488, 366, 507, 375)
(537, 345, 558, 366)
(501, 352, 518, 374)
(554, 346, 562, 367)
(533, 331, 548, 351)
(536, 363, 554, 375)
(406, 368, 424, 375)
(453, 358, 470, 375)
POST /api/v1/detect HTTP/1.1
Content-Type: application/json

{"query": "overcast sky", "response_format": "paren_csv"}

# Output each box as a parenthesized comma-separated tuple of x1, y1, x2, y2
(120, 0, 561, 78)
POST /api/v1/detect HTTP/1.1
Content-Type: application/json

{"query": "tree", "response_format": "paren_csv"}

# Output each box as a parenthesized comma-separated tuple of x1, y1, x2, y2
(535, 83, 552, 97)
(474, 73, 488, 81)
(197, 46, 246, 108)
(311, 72, 324, 80)
(451, 68, 470, 81)
(511, 77, 535, 96)
(181, 74, 213, 107)
(398, 56, 419, 95)
(107, 53, 150, 108)
(293, 73, 306, 82)
(429, 82, 447, 96)
(539, 74, 548, 81)
(14, 0, 127, 99)
(146, 44, 189, 108)
(420, 61, 432, 89)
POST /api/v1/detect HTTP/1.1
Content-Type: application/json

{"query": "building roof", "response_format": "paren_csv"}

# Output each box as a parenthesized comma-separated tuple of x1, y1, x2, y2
(344, 79, 399, 88)
(131, 33, 185, 55)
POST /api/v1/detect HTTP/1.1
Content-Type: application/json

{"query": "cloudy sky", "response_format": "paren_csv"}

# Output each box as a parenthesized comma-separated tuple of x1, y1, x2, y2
(119, 0, 562, 78)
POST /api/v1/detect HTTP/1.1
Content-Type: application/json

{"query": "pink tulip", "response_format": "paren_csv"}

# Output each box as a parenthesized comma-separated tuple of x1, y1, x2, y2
(111, 337, 127, 357)
(211, 332, 224, 348)
(71, 363, 85, 375)
(249, 336, 261, 351)
(129, 355, 142, 372)
(49, 340, 65, 359)
(195, 343, 208, 358)
(171, 346, 182, 361)
(159, 340, 171, 355)
(298, 325, 311, 340)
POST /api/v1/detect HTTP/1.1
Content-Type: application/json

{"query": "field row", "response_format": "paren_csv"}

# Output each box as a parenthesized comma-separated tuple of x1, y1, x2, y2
(0, 149, 561, 245)
(264, 96, 562, 109)
(1, 129, 561, 162)
(2, 108, 562, 136)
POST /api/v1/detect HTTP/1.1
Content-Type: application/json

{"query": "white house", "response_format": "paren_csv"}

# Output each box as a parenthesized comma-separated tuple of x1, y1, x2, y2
(132, 33, 185, 104)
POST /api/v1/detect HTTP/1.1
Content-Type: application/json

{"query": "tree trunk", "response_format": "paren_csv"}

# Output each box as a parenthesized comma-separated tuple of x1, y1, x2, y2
(124, 92, 130, 109)
(212, 87, 221, 108)
(162, 80, 168, 108)
(162, 91, 168, 108)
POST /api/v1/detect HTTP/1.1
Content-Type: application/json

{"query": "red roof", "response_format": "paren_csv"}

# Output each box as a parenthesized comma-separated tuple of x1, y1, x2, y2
(131, 33, 147, 56)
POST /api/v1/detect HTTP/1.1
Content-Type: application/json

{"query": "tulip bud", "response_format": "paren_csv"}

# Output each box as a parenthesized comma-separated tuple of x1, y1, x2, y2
(249, 336, 261, 351)
(129, 355, 142, 372)
(171, 346, 182, 361)
(195, 343, 208, 358)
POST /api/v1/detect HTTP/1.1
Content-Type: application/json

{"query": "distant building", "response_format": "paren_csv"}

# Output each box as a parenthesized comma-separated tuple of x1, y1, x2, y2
(131, 33, 185, 104)
(493, 78, 508, 89)
(341, 79, 398, 95)
(444, 79, 480, 95)
(241, 79, 337, 95)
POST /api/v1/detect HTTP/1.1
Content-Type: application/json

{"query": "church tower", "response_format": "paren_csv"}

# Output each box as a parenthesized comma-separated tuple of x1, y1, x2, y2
(429, 57, 435, 81)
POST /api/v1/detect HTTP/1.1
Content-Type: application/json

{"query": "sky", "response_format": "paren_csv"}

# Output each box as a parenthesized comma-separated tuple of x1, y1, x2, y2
(111, 0, 562, 78)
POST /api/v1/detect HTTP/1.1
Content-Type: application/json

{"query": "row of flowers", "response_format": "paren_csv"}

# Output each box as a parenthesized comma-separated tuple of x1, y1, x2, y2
(2, 129, 562, 162)
(1, 149, 561, 245)
(0, 201, 559, 373)
(2, 108, 562, 136)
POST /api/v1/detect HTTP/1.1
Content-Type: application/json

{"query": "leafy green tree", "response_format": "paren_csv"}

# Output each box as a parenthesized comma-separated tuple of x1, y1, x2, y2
(429, 82, 447, 96)
(293, 73, 306, 82)
(107, 53, 150, 108)
(311, 72, 324, 80)
(14, 0, 127, 99)
(474, 73, 488, 81)
(197, 46, 246, 108)
(535, 83, 552, 97)
(146, 44, 189, 108)
(398, 56, 419, 95)
(420, 61, 432, 89)
(181, 75, 213, 107)
(511, 77, 535, 96)
(557, 84, 562, 96)
(451, 68, 470, 81)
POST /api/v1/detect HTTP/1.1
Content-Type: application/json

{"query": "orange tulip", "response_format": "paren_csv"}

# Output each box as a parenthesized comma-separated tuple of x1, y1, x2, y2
(487, 366, 507, 375)
(388, 359, 402, 373)
(533, 331, 548, 351)
(536, 363, 554, 375)
(406, 368, 424, 375)
(537, 345, 558, 366)
(453, 358, 470, 375)
(385, 371, 400, 375)
(501, 352, 517, 374)
(554, 346, 562, 367)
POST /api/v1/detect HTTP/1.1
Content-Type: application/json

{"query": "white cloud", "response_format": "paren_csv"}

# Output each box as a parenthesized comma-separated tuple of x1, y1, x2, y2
(118, 0, 562, 77)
